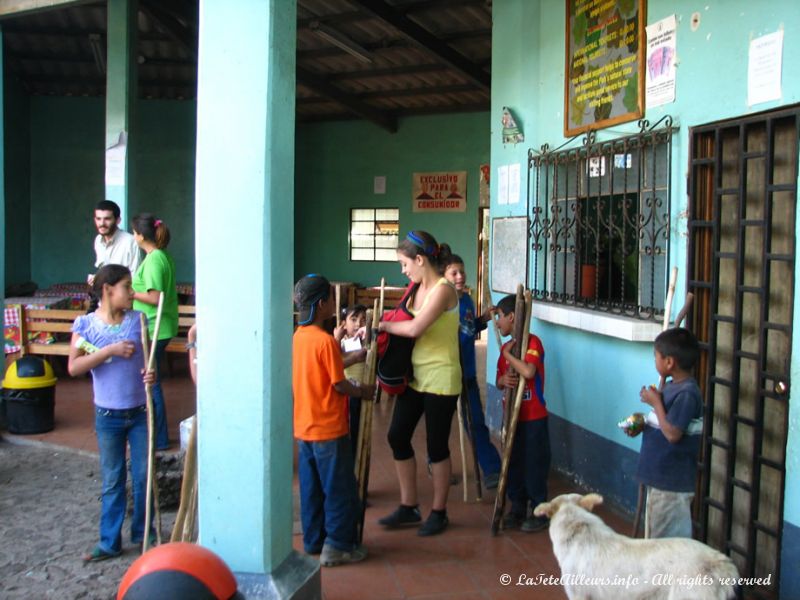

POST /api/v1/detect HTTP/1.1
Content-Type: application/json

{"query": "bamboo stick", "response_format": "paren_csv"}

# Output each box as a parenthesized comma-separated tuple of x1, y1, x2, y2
(457, 397, 468, 502)
(491, 289, 533, 535)
(140, 294, 165, 553)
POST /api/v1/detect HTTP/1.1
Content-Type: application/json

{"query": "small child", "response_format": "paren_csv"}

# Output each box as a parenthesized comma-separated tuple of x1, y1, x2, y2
(68, 264, 155, 562)
(494, 294, 551, 533)
(443, 255, 501, 488)
(630, 327, 702, 539)
(293, 274, 374, 567)
(335, 304, 368, 456)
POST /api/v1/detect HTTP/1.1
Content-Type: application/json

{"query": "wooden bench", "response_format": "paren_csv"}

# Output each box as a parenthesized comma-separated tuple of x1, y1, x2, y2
(354, 286, 407, 310)
(165, 304, 196, 354)
(19, 307, 85, 357)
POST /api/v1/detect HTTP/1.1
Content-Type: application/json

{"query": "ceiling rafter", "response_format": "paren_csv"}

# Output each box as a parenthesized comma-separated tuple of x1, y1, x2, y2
(297, 66, 397, 132)
(299, 83, 483, 104)
(348, 0, 490, 90)
(140, 0, 197, 58)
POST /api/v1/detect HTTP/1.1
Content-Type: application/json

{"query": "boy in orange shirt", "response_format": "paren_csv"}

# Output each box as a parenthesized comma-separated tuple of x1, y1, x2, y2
(293, 274, 374, 567)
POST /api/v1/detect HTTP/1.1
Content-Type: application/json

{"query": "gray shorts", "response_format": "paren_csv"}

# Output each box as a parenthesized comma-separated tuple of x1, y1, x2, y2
(644, 486, 693, 539)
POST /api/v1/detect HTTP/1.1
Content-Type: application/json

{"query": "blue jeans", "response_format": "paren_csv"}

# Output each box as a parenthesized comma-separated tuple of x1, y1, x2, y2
(507, 418, 551, 517)
(297, 436, 359, 553)
(462, 377, 501, 477)
(95, 405, 149, 554)
(151, 337, 171, 449)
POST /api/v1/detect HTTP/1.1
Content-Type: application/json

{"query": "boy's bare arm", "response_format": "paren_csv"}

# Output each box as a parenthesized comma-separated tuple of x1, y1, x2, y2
(501, 343, 537, 380)
(342, 349, 367, 368)
(334, 379, 375, 399)
(640, 385, 684, 443)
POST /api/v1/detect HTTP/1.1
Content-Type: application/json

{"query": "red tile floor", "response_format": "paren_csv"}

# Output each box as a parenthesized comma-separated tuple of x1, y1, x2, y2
(4, 344, 634, 600)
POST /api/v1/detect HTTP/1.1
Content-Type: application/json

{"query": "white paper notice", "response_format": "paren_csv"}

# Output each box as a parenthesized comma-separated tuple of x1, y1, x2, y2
(105, 132, 127, 186)
(508, 163, 521, 204)
(498, 165, 509, 205)
(374, 175, 386, 194)
(748, 30, 783, 106)
(645, 15, 677, 107)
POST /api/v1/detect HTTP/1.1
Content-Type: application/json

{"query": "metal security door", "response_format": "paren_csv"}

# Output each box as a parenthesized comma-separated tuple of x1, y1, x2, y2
(688, 106, 798, 598)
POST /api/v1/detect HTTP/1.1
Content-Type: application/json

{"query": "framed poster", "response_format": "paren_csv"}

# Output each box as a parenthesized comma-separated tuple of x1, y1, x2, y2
(564, 0, 646, 136)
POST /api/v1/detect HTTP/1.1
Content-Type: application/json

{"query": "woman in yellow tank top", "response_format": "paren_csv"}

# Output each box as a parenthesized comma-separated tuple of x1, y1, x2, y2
(377, 230, 462, 536)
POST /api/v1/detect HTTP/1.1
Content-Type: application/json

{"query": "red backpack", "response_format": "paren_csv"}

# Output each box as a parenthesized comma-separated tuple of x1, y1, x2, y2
(376, 283, 418, 395)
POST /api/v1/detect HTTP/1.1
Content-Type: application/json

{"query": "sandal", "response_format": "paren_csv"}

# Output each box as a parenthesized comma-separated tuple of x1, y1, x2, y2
(83, 546, 121, 563)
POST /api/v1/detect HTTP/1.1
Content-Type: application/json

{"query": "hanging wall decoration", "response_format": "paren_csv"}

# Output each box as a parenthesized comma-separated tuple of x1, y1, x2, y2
(501, 107, 524, 145)
(564, 0, 645, 136)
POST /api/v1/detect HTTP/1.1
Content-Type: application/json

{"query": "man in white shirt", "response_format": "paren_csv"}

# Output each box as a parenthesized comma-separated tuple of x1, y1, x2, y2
(89, 200, 142, 285)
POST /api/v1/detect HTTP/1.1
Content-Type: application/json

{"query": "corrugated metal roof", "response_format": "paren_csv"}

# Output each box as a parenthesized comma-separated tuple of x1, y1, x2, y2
(2, 0, 491, 129)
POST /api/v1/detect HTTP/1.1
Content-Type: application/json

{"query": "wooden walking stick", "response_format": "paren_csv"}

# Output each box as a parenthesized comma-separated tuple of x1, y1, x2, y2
(460, 378, 483, 501)
(457, 396, 469, 502)
(501, 285, 527, 444)
(335, 284, 342, 328)
(140, 292, 165, 553)
(170, 415, 198, 543)
(631, 268, 688, 538)
(491, 289, 533, 535)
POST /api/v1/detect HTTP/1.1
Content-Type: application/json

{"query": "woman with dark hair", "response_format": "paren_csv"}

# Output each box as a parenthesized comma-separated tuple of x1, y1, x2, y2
(377, 230, 462, 536)
(130, 213, 179, 451)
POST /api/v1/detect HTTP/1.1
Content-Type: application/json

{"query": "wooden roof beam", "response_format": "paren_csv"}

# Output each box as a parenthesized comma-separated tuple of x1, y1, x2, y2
(297, 66, 397, 133)
(349, 0, 490, 91)
(0, 0, 95, 19)
(140, 0, 196, 59)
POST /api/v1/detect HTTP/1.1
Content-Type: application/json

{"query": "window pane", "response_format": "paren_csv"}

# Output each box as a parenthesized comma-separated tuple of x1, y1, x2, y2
(376, 208, 399, 220)
(351, 248, 374, 261)
(351, 221, 375, 235)
(351, 235, 374, 248)
(375, 248, 397, 261)
(352, 208, 375, 221)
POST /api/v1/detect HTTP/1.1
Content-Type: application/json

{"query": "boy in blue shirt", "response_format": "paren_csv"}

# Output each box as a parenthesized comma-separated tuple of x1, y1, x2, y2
(631, 327, 703, 539)
(443, 255, 502, 489)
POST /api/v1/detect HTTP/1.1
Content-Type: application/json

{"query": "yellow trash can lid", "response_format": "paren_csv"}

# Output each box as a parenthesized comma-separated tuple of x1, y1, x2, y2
(2, 356, 57, 389)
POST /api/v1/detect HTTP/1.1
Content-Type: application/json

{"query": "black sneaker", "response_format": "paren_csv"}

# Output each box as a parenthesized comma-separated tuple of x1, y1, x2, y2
(521, 516, 549, 533)
(417, 511, 449, 536)
(378, 504, 422, 528)
(502, 512, 524, 530)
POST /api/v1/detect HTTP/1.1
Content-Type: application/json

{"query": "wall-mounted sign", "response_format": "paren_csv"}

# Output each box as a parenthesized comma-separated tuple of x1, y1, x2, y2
(412, 171, 467, 212)
(564, 0, 645, 136)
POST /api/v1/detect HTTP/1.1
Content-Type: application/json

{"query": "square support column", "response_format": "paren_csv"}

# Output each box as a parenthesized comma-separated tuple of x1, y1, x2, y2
(105, 0, 137, 224)
(195, 1, 317, 597)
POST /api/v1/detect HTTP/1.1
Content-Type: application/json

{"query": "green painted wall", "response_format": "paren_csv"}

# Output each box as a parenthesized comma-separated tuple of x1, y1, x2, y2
(23, 96, 196, 288)
(4, 74, 31, 288)
(295, 112, 489, 288)
(491, 0, 800, 583)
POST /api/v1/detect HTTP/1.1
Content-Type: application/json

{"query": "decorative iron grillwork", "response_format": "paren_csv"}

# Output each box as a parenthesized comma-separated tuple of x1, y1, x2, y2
(528, 116, 675, 320)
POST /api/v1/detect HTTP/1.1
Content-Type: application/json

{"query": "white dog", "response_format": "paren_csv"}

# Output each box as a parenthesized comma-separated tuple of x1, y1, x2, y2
(534, 493, 740, 600)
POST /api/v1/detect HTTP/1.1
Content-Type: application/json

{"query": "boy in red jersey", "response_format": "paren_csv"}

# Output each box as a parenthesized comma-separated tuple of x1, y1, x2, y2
(495, 294, 551, 533)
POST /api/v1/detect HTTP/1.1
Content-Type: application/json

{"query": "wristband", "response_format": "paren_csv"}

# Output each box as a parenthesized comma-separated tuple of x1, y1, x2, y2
(185, 341, 197, 351)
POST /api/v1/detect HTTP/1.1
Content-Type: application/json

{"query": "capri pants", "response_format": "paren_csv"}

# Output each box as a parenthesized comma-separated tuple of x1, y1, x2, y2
(387, 386, 459, 463)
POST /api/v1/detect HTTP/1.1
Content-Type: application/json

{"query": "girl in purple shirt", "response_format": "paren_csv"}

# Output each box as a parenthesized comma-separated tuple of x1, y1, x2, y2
(68, 264, 154, 562)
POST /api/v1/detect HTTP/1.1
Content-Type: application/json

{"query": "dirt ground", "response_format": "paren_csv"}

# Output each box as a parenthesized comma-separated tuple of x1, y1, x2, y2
(0, 438, 177, 600)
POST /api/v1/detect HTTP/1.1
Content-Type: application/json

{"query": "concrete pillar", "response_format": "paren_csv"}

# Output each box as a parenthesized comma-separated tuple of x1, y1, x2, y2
(104, 0, 136, 225)
(0, 28, 5, 300)
(195, 1, 317, 597)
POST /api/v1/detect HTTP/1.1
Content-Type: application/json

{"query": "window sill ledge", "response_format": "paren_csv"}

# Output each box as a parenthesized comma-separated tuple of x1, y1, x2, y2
(532, 301, 663, 342)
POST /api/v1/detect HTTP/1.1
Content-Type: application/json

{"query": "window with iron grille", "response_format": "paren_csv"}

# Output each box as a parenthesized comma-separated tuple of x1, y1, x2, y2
(529, 117, 675, 320)
(349, 208, 400, 261)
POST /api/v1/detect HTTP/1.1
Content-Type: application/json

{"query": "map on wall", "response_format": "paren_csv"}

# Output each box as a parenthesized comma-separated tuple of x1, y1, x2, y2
(564, 0, 645, 136)
(491, 217, 529, 294)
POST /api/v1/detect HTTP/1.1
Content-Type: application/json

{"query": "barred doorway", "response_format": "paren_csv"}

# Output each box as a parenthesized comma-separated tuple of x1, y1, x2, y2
(688, 105, 799, 598)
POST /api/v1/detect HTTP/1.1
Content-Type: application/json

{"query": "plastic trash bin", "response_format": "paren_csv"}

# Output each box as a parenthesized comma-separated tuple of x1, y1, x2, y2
(2, 356, 57, 434)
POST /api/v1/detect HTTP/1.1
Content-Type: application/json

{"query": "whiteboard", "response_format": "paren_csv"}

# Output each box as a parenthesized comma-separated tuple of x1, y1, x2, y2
(491, 217, 529, 294)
